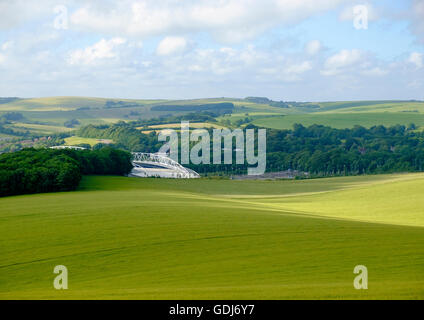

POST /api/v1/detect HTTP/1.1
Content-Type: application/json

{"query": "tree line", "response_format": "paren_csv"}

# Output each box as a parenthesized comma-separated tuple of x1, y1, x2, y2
(0, 147, 133, 197)
(76, 123, 162, 152)
(264, 123, 424, 176)
(190, 123, 424, 176)
(74, 121, 424, 177)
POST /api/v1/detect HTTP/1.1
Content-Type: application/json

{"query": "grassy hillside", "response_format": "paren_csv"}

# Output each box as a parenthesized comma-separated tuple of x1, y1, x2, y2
(0, 97, 244, 136)
(0, 97, 167, 111)
(253, 112, 424, 129)
(2, 97, 424, 137)
(0, 174, 423, 299)
(64, 136, 113, 147)
(317, 100, 424, 113)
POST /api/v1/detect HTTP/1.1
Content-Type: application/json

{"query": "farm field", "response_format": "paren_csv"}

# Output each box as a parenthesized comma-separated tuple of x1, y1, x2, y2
(64, 136, 114, 147)
(11, 123, 74, 135)
(253, 112, 424, 129)
(0, 173, 423, 300)
(316, 100, 424, 113)
(0, 97, 167, 112)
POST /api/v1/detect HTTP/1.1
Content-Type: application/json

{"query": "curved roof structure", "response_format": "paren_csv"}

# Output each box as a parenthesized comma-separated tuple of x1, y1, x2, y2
(130, 153, 200, 179)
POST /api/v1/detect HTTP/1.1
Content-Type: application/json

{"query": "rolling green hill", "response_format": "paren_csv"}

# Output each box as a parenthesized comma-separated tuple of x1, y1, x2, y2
(2, 97, 424, 137)
(1, 174, 423, 299)
(0, 97, 241, 136)
(253, 112, 424, 129)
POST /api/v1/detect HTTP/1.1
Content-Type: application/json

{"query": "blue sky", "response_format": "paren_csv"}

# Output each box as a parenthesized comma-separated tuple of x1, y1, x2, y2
(0, 0, 423, 101)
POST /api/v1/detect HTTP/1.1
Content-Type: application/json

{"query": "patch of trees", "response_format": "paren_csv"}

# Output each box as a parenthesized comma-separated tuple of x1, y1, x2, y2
(133, 111, 219, 127)
(64, 119, 80, 128)
(245, 97, 272, 104)
(0, 149, 81, 196)
(185, 123, 424, 177)
(0, 124, 29, 137)
(0, 113, 30, 139)
(105, 100, 144, 109)
(0, 112, 25, 121)
(65, 147, 133, 175)
(0, 97, 19, 105)
(77, 122, 161, 152)
(151, 103, 234, 113)
(75, 120, 424, 178)
(264, 123, 424, 176)
(244, 97, 290, 108)
(0, 147, 133, 197)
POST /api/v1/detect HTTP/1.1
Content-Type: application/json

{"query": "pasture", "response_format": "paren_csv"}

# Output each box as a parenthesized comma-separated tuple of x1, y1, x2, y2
(253, 113, 424, 129)
(0, 174, 423, 299)
(64, 136, 114, 147)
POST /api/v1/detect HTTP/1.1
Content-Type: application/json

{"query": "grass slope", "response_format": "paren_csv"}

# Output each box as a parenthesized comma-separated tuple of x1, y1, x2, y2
(64, 136, 113, 147)
(245, 173, 424, 227)
(3, 98, 424, 136)
(0, 174, 423, 299)
(253, 113, 424, 129)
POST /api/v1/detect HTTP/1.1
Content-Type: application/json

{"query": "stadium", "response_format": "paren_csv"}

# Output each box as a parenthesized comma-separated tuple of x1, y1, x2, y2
(129, 152, 200, 179)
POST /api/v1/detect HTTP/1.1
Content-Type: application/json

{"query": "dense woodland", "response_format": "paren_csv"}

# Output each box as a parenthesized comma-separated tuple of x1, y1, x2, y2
(188, 123, 424, 176)
(0, 147, 132, 197)
(77, 121, 424, 177)
(264, 123, 424, 176)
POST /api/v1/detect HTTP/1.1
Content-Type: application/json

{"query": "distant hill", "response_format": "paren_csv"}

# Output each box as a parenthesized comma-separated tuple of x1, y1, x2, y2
(0, 97, 20, 105)
(1, 96, 424, 138)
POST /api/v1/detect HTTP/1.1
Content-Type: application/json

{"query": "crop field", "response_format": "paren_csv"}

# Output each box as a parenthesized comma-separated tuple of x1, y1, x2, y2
(316, 101, 424, 113)
(253, 112, 424, 129)
(64, 136, 114, 147)
(0, 97, 167, 112)
(0, 174, 423, 299)
(10, 123, 74, 135)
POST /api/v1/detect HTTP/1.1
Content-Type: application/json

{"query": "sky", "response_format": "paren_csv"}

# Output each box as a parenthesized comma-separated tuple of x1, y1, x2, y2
(0, 0, 423, 101)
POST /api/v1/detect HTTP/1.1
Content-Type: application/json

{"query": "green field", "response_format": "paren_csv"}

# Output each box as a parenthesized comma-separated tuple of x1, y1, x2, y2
(2, 98, 424, 137)
(317, 100, 424, 113)
(253, 113, 424, 129)
(1, 174, 423, 299)
(250, 100, 424, 129)
(64, 136, 114, 147)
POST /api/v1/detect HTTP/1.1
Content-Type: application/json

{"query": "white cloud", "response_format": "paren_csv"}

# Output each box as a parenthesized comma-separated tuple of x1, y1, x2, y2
(321, 49, 362, 76)
(361, 67, 388, 76)
(278, 60, 313, 82)
(408, 52, 423, 69)
(305, 40, 322, 55)
(411, 0, 424, 43)
(177, 45, 312, 82)
(69, 0, 348, 43)
(156, 37, 187, 56)
(68, 38, 127, 65)
(1, 0, 423, 100)
(1, 41, 14, 51)
(285, 61, 312, 74)
(0, 0, 55, 30)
